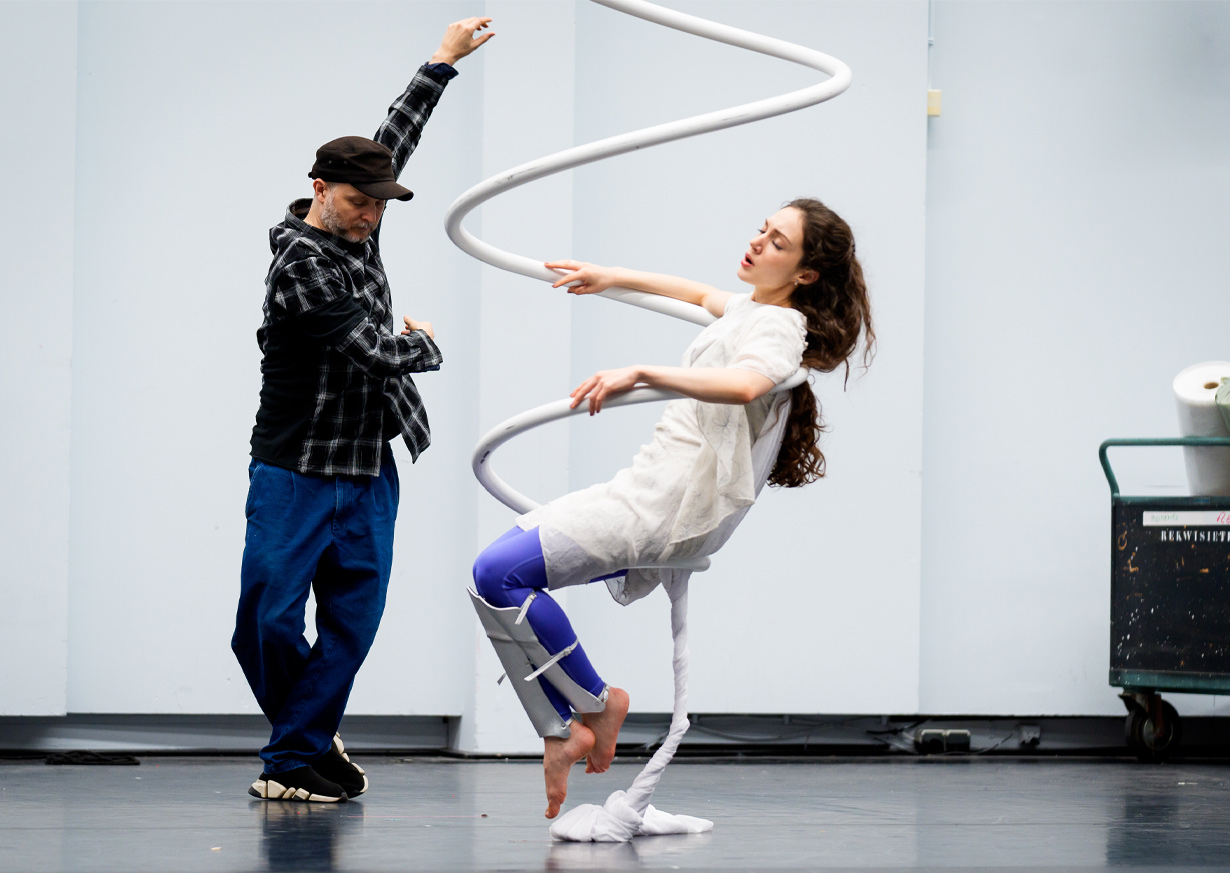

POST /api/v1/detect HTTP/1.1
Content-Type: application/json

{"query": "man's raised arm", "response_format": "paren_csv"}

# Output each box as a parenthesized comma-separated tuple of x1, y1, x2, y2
(377, 17, 494, 177)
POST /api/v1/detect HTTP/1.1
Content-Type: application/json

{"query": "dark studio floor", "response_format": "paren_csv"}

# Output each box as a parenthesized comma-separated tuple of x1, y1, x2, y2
(2, 755, 1228, 872)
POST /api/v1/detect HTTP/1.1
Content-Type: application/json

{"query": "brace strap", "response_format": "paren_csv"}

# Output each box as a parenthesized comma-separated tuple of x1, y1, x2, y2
(514, 592, 537, 625)
(524, 640, 579, 682)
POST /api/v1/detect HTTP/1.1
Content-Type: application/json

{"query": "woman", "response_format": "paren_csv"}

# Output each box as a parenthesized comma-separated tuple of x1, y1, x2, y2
(469, 198, 874, 818)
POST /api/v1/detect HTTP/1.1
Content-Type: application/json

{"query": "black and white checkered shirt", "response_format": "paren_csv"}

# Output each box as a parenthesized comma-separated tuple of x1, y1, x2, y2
(251, 65, 453, 477)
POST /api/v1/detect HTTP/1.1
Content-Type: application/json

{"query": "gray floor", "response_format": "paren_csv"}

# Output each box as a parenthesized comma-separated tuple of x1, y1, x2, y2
(2, 755, 1228, 872)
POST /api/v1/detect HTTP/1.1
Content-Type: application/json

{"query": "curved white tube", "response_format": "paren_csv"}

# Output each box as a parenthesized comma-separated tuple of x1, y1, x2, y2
(444, 0, 851, 326)
(447, 0, 849, 842)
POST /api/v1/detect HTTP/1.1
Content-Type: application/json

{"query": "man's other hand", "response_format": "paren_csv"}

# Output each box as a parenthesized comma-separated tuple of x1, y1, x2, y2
(429, 17, 494, 66)
(402, 316, 435, 341)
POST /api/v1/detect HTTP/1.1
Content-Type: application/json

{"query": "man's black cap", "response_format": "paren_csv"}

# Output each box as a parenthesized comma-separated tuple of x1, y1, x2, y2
(309, 136, 413, 201)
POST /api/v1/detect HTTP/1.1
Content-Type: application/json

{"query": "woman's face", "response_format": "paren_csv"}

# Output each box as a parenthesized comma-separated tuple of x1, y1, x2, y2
(737, 207, 806, 289)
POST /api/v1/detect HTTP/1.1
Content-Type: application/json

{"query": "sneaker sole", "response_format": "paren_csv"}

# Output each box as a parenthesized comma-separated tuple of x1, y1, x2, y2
(248, 778, 347, 803)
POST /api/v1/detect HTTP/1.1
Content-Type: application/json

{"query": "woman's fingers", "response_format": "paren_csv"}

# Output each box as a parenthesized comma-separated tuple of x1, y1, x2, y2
(588, 377, 617, 415)
(547, 260, 596, 291)
(571, 368, 638, 414)
(569, 375, 598, 409)
(572, 376, 610, 414)
(552, 271, 583, 290)
(571, 375, 597, 397)
(545, 261, 616, 295)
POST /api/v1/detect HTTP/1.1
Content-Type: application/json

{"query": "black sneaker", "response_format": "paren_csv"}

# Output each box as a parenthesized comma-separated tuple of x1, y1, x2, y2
(312, 734, 368, 798)
(248, 765, 348, 802)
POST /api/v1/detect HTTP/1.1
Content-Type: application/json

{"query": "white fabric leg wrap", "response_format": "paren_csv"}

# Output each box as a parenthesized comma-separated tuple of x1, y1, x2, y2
(469, 588, 607, 739)
(549, 574, 713, 842)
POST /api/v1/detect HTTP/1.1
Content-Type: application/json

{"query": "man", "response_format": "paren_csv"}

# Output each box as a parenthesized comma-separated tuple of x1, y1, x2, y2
(232, 17, 494, 803)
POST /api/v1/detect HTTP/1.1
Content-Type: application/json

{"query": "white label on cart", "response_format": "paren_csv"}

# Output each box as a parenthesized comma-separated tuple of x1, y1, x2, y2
(1143, 511, 1230, 527)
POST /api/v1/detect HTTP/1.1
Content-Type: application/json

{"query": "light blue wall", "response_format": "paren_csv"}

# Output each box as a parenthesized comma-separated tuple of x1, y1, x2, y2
(2, 0, 1227, 730)
(464, 0, 578, 753)
(0, 0, 77, 716)
(921, 0, 1230, 715)
(65, 0, 482, 715)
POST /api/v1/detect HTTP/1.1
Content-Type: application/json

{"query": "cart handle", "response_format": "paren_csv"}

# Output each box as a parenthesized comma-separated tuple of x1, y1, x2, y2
(1099, 438, 1230, 495)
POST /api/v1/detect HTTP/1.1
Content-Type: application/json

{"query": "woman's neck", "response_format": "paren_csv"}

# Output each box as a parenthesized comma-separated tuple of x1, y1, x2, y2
(750, 284, 795, 308)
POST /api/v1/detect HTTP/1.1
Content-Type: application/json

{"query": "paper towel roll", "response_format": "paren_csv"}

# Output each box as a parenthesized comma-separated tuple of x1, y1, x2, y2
(1173, 361, 1230, 496)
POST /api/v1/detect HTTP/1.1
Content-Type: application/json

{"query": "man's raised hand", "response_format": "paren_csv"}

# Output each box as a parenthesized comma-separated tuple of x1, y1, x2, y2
(430, 17, 494, 66)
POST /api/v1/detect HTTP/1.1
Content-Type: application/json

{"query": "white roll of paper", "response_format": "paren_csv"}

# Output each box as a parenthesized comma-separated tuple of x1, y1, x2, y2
(1173, 361, 1230, 496)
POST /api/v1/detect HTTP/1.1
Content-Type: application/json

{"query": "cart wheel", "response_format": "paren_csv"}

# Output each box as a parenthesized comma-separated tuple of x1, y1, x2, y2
(1125, 699, 1181, 762)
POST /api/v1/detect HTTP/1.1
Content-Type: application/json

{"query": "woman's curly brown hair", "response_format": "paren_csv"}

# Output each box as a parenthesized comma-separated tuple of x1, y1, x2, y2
(769, 198, 875, 488)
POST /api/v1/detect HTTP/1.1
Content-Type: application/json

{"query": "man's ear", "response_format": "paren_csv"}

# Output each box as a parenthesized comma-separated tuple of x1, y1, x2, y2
(312, 178, 328, 200)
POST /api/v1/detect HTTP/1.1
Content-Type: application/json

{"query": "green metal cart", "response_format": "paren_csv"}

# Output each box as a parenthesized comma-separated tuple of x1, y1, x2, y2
(1099, 437, 1230, 761)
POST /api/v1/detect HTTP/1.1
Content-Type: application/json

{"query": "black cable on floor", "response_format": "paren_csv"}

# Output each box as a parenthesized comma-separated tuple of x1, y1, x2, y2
(45, 750, 140, 766)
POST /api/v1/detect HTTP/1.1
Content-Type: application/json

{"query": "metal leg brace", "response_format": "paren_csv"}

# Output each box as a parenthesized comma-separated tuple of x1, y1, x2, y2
(469, 588, 607, 739)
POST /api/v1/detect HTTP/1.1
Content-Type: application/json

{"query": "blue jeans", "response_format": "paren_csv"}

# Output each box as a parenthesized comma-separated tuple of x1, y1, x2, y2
(232, 450, 398, 773)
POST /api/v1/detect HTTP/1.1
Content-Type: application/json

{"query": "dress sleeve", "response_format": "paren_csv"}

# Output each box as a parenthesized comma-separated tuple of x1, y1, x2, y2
(729, 309, 806, 386)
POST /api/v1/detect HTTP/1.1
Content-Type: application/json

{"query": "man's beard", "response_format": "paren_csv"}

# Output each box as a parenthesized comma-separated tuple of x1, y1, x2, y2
(320, 193, 374, 243)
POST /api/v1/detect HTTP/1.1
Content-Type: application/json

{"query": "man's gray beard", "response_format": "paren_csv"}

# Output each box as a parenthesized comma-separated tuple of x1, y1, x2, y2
(320, 192, 372, 243)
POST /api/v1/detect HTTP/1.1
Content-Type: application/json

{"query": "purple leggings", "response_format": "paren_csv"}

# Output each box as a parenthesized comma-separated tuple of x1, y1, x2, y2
(472, 527, 606, 722)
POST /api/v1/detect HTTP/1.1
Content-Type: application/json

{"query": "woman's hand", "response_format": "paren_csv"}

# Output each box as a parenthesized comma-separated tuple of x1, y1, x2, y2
(570, 366, 642, 415)
(546, 261, 731, 316)
(402, 316, 434, 340)
(546, 260, 620, 296)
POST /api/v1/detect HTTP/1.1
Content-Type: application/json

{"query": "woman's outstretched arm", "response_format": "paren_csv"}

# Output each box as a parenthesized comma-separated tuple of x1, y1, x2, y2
(570, 365, 774, 415)
(545, 260, 733, 319)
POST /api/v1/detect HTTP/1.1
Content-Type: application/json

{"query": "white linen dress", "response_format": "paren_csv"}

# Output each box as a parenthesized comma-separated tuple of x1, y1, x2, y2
(516, 293, 807, 603)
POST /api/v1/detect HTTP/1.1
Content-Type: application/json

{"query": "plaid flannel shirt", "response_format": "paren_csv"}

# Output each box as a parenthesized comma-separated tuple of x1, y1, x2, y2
(253, 65, 453, 477)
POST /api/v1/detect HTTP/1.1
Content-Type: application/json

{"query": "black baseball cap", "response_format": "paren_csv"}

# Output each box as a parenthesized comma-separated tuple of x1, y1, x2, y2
(308, 136, 413, 201)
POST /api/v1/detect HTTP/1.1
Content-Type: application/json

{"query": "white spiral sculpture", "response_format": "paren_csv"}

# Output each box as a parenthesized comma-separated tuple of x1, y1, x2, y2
(445, 0, 851, 842)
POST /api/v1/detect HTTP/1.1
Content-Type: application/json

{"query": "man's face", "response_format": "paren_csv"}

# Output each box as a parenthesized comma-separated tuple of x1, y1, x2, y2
(319, 182, 386, 244)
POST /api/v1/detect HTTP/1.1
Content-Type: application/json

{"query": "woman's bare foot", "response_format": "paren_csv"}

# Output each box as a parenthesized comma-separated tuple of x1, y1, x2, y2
(581, 686, 630, 774)
(543, 723, 595, 819)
